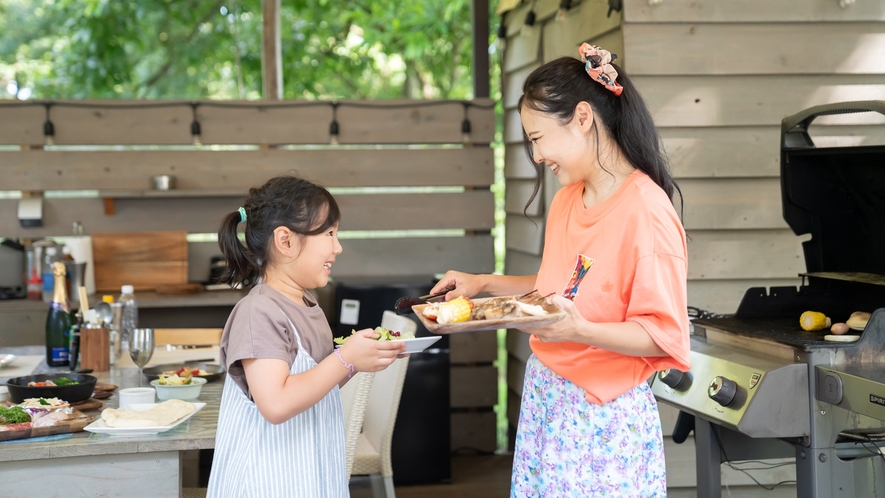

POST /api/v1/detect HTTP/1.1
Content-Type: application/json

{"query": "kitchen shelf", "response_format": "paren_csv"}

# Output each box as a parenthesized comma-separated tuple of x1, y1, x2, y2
(99, 189, 247, 215)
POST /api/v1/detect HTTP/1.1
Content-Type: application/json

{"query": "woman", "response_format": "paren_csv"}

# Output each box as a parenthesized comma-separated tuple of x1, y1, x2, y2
(431, 44, 691, 497)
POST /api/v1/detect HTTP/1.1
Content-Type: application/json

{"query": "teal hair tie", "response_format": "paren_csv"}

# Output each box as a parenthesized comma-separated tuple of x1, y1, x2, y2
(237, 207, 247, 223)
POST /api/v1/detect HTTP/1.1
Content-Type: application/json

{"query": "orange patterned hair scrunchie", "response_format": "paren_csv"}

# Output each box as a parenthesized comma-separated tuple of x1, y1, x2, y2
(579, 43, 623, 97)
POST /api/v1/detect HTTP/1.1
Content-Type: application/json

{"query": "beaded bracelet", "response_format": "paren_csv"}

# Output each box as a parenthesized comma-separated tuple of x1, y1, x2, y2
(333, 348, 355, 378)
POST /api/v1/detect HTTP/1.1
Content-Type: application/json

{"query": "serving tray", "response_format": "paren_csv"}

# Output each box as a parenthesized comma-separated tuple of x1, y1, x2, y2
(412, 296, 565, 334)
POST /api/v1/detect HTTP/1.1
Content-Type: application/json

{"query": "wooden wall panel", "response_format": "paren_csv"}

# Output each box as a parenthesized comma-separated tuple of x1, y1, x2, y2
(450, 330, 499, 364)
(625, 23, 885, 75)
(666, 125, 885, 179)
(679, 178, 788, 230)
(450, 365, 498, 408)
(635, 75, 885, 127)
(196, 103, 330, 144)
(664, 127, 780, 178)
(505, 215, 545, 255)
(191, 235, 496, 281)
(542, 2, 621, 62)
(504, 144, 535, 179)
(334, 235, 495, 278)
(623, 0, 885, 23)
(503, 108, 524, 144)
(503, 0, 561, 37)
(0, 99, 496, 146)
(0, 191, 495, 238)
(503, 27, 542, 72)
(0, 148, 494, 191)
(0, 104, 46, 146)
(506, 329, 532, 364)
(505, 179, 543, 217)
(686, 230, 806, 280)
(505, 250, 542, 276)
(687, 278, 802, 314)
(451, 411, 497, 453)
(503, 64, 538, 110)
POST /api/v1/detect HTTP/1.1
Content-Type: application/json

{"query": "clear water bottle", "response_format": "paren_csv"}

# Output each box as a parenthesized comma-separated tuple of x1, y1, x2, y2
(118, 285, 138, 349)
(42, 247, 61, 303)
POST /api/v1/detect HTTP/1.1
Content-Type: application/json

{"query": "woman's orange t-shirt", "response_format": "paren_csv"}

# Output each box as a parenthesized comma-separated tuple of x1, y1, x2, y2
(532, 170, 691, 405)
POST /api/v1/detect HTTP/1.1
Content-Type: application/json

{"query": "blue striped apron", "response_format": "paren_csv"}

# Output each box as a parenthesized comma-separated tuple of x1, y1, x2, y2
(207, 310, 347, 498)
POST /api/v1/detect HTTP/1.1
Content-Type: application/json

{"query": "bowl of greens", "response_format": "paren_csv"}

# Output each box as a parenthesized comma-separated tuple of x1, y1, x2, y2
(6, 373, 97, 404)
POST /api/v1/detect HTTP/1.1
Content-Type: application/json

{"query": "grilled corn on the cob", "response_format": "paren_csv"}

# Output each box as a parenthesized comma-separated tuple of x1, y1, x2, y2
(800, 311, 831, 331)
(436, 296, 473, 324)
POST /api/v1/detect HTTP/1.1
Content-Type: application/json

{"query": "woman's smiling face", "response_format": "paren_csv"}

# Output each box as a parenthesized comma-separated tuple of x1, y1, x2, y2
(520, 104, 595, 187)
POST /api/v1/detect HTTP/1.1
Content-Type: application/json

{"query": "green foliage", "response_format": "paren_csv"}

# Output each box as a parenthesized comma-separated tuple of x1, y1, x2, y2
(0, 0, 476, 100)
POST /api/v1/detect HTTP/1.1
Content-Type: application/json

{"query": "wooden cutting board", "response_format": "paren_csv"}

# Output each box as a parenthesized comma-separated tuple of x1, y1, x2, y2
(92, 231, 188, 292)
(0, 410, 93, 442)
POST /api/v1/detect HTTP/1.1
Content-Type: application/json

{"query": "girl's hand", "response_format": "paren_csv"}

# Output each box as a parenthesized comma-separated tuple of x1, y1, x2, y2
(339, 328, 406, 372)
(431, 271, 484, 301)
(520, 295, 584, 343)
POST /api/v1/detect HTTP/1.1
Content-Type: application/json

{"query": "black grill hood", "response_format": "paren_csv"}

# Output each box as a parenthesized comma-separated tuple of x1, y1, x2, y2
(735, 101, 885, 319)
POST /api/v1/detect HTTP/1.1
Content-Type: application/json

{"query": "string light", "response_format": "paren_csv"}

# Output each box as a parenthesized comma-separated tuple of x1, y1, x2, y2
(43, 103, 55, 146)
(522, 2, 537, 36)
(190, 102, 202, 146)
(461, 102, 472, 144)
(557, 0, 572, 21)
(329, 100, 340, 146)
(495, 13, 507, 51)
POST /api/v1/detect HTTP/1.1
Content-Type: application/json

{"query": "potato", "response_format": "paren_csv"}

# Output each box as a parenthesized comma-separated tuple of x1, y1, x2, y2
(830, 322, 850, 335)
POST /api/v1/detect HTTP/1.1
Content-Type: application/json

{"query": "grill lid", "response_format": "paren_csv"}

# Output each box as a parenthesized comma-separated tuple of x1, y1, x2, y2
(781, 101, 885, 275)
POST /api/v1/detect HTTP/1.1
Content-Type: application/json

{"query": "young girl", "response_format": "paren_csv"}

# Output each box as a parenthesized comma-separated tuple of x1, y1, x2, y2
(207, 176, 405, 497)
(431, 44, 691, 496)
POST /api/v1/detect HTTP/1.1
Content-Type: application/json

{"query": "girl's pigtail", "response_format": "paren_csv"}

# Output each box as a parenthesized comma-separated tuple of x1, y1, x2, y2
(217, 211, 259, 286)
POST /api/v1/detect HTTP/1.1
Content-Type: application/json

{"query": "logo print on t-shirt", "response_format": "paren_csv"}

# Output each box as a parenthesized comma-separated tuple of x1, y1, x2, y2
(562, 254, 595, 301)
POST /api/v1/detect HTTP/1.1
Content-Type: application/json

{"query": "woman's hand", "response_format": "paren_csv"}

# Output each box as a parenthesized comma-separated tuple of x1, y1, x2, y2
(431, 270, 485, 301)
(339, 328, 406, 372)
(520, 295, 584, 343)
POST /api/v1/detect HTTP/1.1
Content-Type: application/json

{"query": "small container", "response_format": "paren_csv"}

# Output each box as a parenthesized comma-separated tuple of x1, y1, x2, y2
(150, 377, 206, 401)
(0, 386, 9, 403)
(118, 387, 156, 407)
(152, 175, 175, 190)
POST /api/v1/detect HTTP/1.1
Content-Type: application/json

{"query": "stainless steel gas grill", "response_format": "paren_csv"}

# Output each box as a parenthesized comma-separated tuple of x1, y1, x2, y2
(652, 101, 885, 498)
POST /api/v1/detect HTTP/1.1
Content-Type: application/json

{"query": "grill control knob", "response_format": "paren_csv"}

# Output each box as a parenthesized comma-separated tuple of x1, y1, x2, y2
(658, 369, 691, 391)
(708, 376, 738, 406)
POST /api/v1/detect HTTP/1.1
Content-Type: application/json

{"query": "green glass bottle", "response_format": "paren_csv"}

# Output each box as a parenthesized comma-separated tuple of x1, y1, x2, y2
(45, 261, 72, 367)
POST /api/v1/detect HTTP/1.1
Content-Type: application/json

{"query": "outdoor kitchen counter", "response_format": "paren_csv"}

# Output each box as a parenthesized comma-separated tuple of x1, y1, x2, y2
(0, 357, 222, 497)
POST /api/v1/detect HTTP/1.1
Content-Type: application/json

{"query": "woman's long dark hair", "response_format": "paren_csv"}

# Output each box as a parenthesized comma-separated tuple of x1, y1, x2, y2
(518, 56, 682, 218)
(217, 175, 341, 287)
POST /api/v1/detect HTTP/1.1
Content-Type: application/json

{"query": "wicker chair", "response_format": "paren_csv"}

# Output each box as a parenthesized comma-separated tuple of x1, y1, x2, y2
(351, 311, 415, 498)
(341, 371, 375, 480)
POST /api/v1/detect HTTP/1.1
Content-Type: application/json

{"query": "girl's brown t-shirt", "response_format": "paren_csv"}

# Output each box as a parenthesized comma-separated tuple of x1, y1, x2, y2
(219, 283, 334, 400)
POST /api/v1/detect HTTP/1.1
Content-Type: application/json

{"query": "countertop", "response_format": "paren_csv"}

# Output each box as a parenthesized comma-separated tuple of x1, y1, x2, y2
(0, 347, 221, 462)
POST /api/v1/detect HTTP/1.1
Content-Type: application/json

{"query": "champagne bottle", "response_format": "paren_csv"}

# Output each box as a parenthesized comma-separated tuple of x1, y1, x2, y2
(46, 261, 73, 367)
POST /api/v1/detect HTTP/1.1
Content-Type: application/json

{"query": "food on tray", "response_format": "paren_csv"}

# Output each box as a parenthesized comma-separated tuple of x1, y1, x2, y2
(423, 296, 474, 324)
(101, 399, 197, 428)
(846, 311, 871, 330)
(424, 291, 553, 324)
(20, 398, 69, 409)
(27, 377, 79, 387)
(0, 405, 29, 425)
(162, 367, 210, 377)
(334, 326, 415, 345)
(800, 311, 831, 331)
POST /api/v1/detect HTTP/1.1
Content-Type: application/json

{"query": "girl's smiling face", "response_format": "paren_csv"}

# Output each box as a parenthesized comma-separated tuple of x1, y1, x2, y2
(520, 102, 597, 187)
(290, 222, 342, 290)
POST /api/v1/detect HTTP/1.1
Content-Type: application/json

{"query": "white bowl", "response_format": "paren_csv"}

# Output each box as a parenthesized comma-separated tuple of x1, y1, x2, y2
(0, 386, 9, 403)
(118, 387, 155, 407)
(150, 377, 207, 401)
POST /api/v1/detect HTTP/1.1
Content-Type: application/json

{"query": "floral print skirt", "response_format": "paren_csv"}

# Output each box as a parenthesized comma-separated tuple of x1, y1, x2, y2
(511, 354, 667, 497)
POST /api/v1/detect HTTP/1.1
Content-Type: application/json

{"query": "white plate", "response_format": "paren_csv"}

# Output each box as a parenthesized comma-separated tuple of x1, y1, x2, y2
(395, 336, 442, 354)
(83, 402, 206, 436)
(0, 354, 16, 369)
